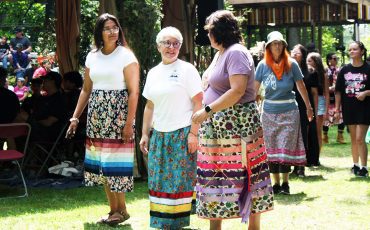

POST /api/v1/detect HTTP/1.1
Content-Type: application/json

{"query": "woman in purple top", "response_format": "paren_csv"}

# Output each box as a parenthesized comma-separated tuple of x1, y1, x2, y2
(192, 10, 273, 230)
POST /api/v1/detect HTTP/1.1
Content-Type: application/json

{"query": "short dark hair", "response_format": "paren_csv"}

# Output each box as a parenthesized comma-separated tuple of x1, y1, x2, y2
(204, 10, 242, 49)
(93, 13, 127, 51)
(31, 78, 43, 86)
(63, 71, 83, 88)
(43, 71, 62, 89)
(326, 52, 336, 66)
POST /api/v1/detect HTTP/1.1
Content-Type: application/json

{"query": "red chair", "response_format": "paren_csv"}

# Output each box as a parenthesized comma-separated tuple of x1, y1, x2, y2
(0, 123, 31, 198)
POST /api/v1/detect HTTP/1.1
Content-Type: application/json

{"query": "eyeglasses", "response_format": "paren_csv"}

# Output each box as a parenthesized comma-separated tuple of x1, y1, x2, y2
(103, 26, 119, 34)
(160, 40, 182, 49)
(331, 57, 337, 61)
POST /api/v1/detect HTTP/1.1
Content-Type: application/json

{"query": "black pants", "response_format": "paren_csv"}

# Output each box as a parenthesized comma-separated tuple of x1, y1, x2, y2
(269, 163, 291, 173)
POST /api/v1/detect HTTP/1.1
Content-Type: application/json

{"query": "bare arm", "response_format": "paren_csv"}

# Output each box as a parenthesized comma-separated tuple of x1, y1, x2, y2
(139, 100, 154, 154)
(122, 62, 140, 142)
(192, 74, 247, 124)
(66, 68, 92, 138)
(311, 87, 318, 116)
(324, 73, 330, 117)
(296, 79, 314, 121)
(188, 92, 203, 153)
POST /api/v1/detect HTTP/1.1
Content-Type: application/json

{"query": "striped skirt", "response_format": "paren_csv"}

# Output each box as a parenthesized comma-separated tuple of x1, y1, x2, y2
(261, 109, 306, 166)
(84, 89, 134, 192)
(148, 126, 197, 229)
(197, 102, 273, 223)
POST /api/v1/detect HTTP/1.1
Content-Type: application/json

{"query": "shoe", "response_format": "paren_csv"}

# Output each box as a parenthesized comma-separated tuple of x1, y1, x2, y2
(105, 211, 130, 226)
(96, 211, 114, 224)
(323, 133, 329, 144)
(336, 132, 345, 144)
(280, 182, 290, 195)
(357, 167, 368, 177)
(351, 165, 360, 175)
(297, 169, 305, 178)
(272, 184, 281, 194)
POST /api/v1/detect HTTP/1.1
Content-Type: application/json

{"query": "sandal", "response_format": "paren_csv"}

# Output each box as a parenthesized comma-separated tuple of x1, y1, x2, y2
(105, 211, 130, 226)
(96, 211, 114, 224)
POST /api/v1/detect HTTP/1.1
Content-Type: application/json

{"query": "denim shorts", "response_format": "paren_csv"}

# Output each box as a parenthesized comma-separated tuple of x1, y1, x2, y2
(317, 96, 326, 115)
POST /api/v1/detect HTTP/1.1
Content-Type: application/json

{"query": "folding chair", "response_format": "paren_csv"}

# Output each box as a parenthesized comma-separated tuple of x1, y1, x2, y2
(27, 122, 69, 178)
(0, 123, 31, 198)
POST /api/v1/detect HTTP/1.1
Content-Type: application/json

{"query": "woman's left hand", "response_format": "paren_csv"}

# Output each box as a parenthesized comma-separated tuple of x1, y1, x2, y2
(307, 108, 314, 122)
(122, 123, 134, 143)
(192, 108, 209, 124)
(356, 92, 367, 101)
(187, 133, 198, 153)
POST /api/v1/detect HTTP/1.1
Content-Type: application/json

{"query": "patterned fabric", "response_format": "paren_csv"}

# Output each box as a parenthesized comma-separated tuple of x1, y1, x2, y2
(196, 102, 273, 221)
(261, 109, 306, 166)
(148, 127, 197, 229)
(323, 103, 343, 127)
(84, 89, 134, 193)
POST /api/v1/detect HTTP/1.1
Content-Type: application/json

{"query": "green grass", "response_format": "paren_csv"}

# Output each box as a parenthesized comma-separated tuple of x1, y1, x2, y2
(0, 129, 369, 230)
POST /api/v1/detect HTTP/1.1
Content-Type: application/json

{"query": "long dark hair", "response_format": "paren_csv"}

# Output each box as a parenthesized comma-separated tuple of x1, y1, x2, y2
(204, 10, 242, 49)
(93, 13, 127, 51)
(307, 52, 325, 91)
(293, 44, 308, 76)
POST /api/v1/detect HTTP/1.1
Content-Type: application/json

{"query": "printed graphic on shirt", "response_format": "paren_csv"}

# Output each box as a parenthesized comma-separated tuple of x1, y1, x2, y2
(263, 72, 277, 90)
(344, 72, 368, 97)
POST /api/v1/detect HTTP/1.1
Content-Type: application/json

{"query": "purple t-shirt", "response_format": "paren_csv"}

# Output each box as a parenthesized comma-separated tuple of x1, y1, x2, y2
(203, 43, 255, 105)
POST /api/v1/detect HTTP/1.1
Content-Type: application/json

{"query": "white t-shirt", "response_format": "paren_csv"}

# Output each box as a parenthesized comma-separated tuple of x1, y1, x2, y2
(143, 59, 202, 132)
(85, 46, 138, 90)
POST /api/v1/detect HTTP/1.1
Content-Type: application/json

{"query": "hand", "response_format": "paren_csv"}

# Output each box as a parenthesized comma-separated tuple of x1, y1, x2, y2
(121, 123, 134, 144)
(356, 92, 367, 101)
(192, 108, 209, 124)
(65, 121, 78, 139)
(333, 111, 340, 122)
(306, 108, 314, 122)
(187, 133, 198, 153)
(139, 135, 149, 155)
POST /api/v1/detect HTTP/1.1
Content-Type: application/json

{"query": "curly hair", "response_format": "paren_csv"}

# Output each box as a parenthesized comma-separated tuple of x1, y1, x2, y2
(93, 13, 127, 51)
(204, 10, 242, 49)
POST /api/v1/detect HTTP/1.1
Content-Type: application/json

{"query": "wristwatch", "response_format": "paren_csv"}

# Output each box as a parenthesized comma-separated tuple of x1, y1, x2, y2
(205, 105, 212, 113)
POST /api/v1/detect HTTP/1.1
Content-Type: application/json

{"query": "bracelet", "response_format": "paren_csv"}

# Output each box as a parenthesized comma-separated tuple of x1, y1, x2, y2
(189, 132, 197, 137)
(69, 117, 79, 124)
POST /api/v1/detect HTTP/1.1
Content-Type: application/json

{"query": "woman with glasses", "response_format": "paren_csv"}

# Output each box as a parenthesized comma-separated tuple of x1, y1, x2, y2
(66, 13, 140, 225)
(192, 10, 273, 230)
(139, 26, 202, 229)
(335, 41, 370, 177)
(255, 31, 313, 196)
(323, 52, 345, 144)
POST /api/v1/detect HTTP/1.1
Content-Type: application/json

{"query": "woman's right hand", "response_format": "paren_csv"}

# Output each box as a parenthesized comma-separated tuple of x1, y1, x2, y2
(139, 135, 149, 155)
(65, 121, 78, 139)
(333, 111, 340, 123)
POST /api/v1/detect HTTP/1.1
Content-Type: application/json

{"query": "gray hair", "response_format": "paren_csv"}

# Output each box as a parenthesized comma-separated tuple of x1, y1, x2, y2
(156, 26, 183, 45)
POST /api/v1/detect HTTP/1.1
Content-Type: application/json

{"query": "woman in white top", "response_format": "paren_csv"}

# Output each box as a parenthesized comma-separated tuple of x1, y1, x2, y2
(66, 13, 139, 225)
(139, 27, 202, 229)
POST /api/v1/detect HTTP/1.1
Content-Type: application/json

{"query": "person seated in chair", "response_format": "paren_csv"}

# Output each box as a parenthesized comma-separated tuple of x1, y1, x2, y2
(62, 71, 83, 114)
(21, 78, 43, 116)
(8, 27, 32, 65)
(19, 72, 67, 141)
(12, 43, 29, 80)
(0, 67, 20, 150)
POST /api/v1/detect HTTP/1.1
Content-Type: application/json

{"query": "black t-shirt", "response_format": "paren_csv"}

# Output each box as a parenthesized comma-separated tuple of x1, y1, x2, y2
(0, 43, 10, 55)
(335, 62, 370, 124)
(0, 88, 20, 123)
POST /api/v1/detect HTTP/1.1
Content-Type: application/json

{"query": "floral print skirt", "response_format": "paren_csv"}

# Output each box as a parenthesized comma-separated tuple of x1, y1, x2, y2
(261, 109, 306, 166)
(148, 126, 197, 229)
(197, 102, 273, 222)
(84, 89, 134, 193)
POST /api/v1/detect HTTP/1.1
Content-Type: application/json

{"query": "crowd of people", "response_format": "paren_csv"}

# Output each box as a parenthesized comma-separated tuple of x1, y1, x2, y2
(1, 9, 369, 230)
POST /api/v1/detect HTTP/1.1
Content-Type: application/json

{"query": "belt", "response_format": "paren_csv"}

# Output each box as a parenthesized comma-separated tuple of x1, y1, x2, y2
(264, 99, 296, 104)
